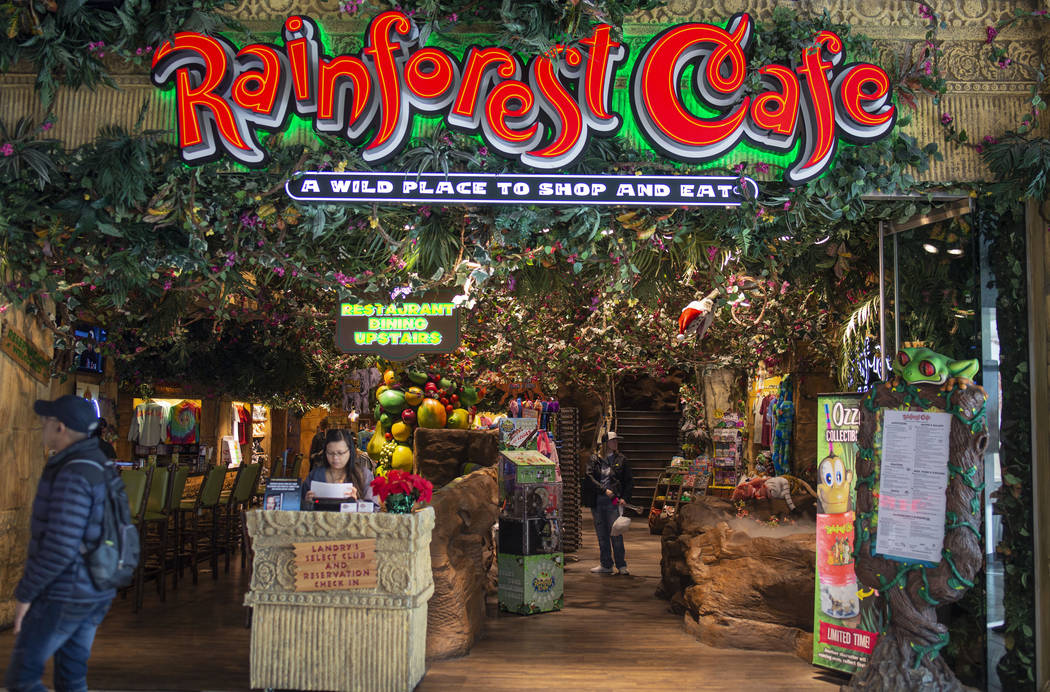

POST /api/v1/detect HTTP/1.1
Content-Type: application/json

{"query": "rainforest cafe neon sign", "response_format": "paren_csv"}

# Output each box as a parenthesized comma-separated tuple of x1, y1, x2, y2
(151, 12, 895, 184)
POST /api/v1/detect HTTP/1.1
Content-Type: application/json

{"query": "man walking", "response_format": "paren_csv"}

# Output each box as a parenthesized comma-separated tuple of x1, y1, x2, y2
(6, 395, 116, 692)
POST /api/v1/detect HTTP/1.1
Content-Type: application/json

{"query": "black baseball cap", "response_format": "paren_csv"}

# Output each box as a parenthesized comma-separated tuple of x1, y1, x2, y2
(34, 395, 99, 434)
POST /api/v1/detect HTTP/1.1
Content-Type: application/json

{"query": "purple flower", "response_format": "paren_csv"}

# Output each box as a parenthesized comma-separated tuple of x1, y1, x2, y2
(918, 4, 933, 19)
(755, 162, 770, 174)
(507, 275, 516, 291)
(163, 280, 173, 291)
(983, 135, 998, 145)
(273, 266, 285, 277)
(998, 56, 1012, 68)
(732, 162, 746, 173)
(0, 142, 13, 156)
(449, 12, 458, 23)
(479, 146, 489, 157)
(40, 121, 53, 132)
(783, 201, 792, 211)
(940, 112, 953, 126)
(986, 26, 999, 43)
(706, 246, 719, 261)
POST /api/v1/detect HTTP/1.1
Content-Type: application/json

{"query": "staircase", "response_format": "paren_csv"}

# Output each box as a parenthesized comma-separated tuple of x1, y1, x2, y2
(615, 409, 681, 511)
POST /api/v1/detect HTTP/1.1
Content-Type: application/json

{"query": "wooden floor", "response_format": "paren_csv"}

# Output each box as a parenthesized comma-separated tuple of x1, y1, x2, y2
(0, 523, 844, 691)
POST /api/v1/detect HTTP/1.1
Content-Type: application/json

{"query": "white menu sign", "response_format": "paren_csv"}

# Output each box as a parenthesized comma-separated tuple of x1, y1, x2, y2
(875, 409, 952, 565)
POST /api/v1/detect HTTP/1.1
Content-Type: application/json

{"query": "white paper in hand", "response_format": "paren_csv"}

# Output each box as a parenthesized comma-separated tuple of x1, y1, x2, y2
(311, 481, 355, 499)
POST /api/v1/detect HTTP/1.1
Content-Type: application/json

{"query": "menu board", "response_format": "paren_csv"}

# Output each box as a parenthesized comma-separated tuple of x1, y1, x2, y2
(874, 409, 951, 565)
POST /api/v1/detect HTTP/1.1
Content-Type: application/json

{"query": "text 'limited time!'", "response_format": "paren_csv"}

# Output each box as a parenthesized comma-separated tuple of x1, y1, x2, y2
(287, 172, 758, 206)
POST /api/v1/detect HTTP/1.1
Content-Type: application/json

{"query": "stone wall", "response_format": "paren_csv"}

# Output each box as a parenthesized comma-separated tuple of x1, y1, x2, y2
(0, 308, 54, 626)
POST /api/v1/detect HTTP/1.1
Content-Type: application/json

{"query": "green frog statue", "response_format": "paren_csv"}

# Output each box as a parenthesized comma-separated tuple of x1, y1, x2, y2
(890, 346, 981, 391)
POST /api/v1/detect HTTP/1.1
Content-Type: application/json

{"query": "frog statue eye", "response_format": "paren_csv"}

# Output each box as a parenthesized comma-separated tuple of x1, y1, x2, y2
(896, 350, 910, 366)
(919, 360, 936, 377)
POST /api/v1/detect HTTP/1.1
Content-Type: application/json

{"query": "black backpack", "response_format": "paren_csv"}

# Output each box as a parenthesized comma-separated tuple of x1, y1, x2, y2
(61, 459, 141, 590)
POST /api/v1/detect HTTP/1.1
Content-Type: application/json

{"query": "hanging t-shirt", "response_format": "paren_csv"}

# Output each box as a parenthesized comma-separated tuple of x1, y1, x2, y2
(128, 401, 171, 447)
(169, 400, 201, 444)
(236, 405, 252, 445)
(760, 394, 776, 447)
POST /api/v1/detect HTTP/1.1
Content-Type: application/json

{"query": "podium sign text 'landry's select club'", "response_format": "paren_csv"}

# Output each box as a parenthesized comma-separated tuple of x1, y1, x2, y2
(150, 11, 896, 199)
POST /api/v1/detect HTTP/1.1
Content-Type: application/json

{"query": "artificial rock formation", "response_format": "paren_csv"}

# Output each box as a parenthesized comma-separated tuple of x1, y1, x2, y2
(658, 496, 816, 659)
(413, 428, 499, 489)
(426, 466, 499, 660)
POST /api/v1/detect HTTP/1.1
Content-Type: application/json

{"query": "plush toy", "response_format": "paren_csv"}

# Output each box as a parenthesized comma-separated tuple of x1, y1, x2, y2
(732, 475, 797, 511)
(731, 476, 768, 502)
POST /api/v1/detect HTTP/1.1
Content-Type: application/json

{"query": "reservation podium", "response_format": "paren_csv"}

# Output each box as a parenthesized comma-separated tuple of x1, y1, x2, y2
(244, 508, 435, 692)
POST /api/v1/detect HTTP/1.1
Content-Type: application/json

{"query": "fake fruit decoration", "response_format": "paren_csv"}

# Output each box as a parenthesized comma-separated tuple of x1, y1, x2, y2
(370, 368, 485, 474)
(390, 421, 411, 442)
(377, 439, 399, 469)
(446, 408, 470, 429)
(367, 421, 387, 459)
(404, 386, 424, 407)
(417, 397, 448, 428)
(378, 388, 407, 413)
(391, 444, 414, 471)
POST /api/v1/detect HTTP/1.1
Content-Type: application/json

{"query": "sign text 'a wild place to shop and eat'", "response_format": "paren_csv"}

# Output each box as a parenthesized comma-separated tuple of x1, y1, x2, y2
(151, 11, 896, 192)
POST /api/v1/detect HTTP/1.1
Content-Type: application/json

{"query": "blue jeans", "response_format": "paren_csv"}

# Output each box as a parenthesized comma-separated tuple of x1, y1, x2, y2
(5, 598, 111, 692)
(591, 495, 626, 569)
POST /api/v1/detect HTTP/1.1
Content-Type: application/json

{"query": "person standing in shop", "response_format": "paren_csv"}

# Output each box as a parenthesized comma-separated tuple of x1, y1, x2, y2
(6, 396, 115, 692)
(307, 419, 330, 469)
(583, 431, 633, 575)
(94, 419, 117, 460)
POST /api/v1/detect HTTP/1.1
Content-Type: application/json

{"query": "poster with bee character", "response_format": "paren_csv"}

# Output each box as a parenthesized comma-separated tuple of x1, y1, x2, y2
(813, 394, 880, 673)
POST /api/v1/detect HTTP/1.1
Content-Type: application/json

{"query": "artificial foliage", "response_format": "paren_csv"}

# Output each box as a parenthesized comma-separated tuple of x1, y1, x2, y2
(1, 2, 1048, 683)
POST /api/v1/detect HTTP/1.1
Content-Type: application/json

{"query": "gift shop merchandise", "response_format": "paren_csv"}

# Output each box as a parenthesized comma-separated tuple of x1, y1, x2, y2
(497, 450, 563, 614)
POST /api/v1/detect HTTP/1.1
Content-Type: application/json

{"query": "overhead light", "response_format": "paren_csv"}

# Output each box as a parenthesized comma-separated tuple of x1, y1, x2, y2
(947, 247, 964, 256)
(922, 243, 940, 254)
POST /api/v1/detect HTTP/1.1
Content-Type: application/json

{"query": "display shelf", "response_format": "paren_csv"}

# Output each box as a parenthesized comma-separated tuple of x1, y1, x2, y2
(648, 469, 710, 534)
(711, 428, 743, 487)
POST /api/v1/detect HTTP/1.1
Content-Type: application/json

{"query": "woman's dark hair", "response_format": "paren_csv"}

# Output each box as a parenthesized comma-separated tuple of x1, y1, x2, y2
(323, 428, 368, 492)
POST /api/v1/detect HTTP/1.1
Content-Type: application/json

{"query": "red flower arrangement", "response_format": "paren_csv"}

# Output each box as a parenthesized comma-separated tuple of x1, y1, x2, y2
(370, 470, 433, 513)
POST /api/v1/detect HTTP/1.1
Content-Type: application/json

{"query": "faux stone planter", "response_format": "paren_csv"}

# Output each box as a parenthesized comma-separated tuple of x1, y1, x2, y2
(245, 508, 435, 692)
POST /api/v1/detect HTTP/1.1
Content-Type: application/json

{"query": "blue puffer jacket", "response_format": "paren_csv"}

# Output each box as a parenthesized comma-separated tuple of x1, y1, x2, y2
(14, 437, 116, 604)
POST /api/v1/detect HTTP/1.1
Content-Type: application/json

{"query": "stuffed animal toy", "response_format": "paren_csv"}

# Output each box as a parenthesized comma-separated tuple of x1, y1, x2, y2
(732, 475, 797, 511)
(731, 477, 768, 502)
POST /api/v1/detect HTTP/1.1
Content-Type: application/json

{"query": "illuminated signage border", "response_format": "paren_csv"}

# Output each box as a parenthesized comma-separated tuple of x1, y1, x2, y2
(151, 12, 896, 185)
(336, 296, 460, 360)
(288, 172, 758, 206)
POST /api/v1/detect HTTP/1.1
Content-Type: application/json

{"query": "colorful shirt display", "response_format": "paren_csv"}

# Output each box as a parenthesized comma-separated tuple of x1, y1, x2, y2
(128, 401, 171, 447)
(168, 400, 201, 444)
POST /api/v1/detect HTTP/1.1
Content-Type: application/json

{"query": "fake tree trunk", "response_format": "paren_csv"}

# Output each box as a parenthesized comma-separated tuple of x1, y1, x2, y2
(848, 380, 988, 691)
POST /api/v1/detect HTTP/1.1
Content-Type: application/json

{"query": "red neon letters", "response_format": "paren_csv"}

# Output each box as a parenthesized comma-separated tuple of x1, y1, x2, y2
(152, 12, 895, 183)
